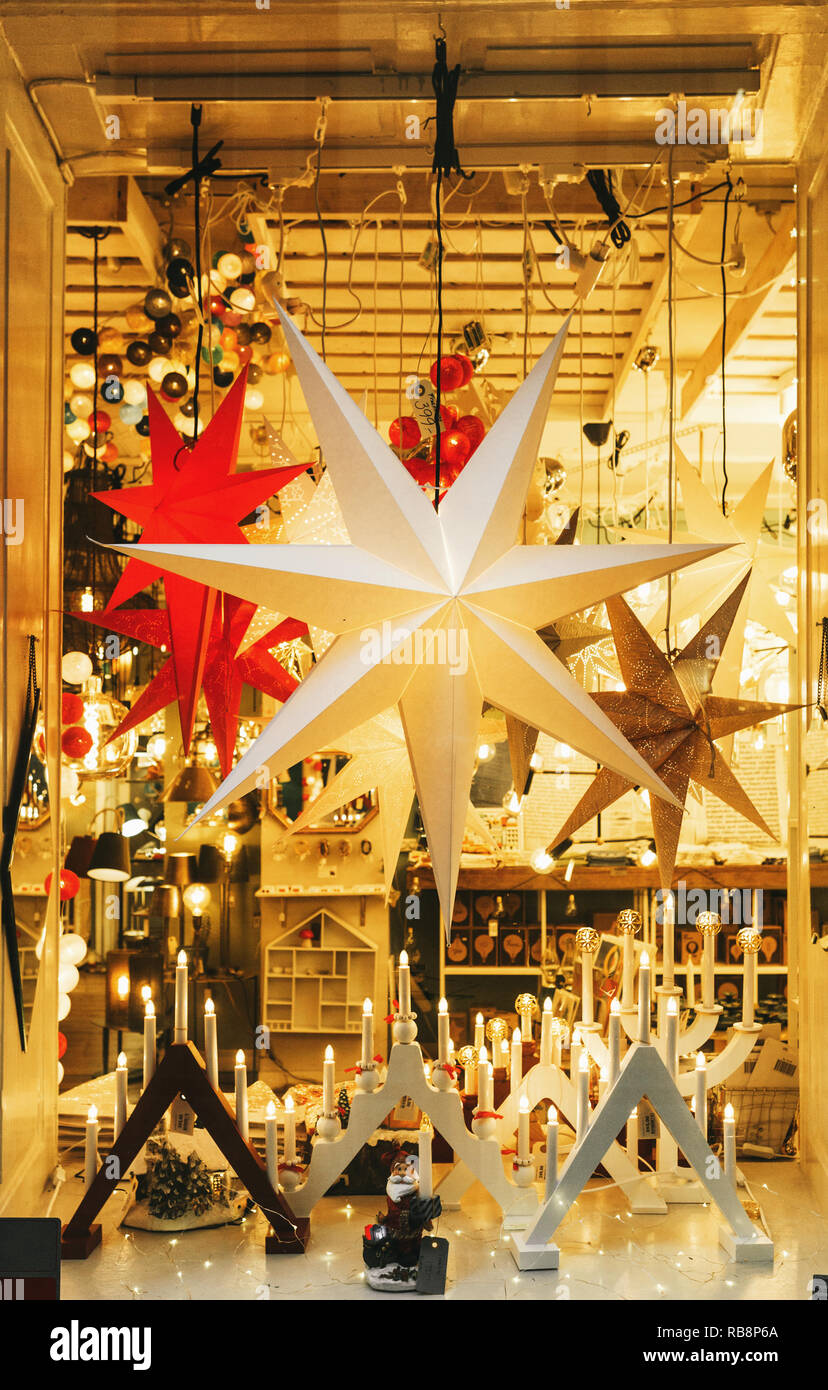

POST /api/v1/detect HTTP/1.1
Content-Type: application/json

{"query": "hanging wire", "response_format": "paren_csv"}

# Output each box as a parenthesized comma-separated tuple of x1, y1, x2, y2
(312, 97, 331, 361)
(664, 143, 676, 655)
(720, 172, 734, 516)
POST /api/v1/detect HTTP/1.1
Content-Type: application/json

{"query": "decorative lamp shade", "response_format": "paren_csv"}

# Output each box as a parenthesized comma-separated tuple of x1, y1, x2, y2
(87, 832, 131, 882)
(118, 802, 147, 837)
(160, 762, 219, 803)
(163, 852, 197, 887)
(226, 792, 260, 835)
(62, 678, 138, 781)
(196, 844, 223, 883)
(64, 834, 96, 879)
(229, 845, 249, 883)
(149, 884, 182, 918)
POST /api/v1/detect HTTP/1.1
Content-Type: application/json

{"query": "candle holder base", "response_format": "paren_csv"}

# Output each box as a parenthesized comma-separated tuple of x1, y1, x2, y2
(278, 1167, 303, 1193)
(355, 1064, 380, 1093)
(265, 1217, 310, 1254)
(61, 1222, 102, 1260)
(717, 1224, 773, 1263)
(507, 1231, 560, 1270)
(471, 1112, 497, 1141)
(392, 1015, 417, 1045)
(510, 1158, 536, 1189)
(315, 1113, 341, 1142)
(430, 1062, 455, 1092)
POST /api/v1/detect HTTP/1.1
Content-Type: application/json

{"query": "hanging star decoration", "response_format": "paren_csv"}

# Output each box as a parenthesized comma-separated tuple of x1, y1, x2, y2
(106, 307, 729, 930)
(615, 448, 795, 701)
(89, 367, 309, 760)
(73, 598, 307, 779)
(274, 709, 496, 897)
(546, 572, 799, 890)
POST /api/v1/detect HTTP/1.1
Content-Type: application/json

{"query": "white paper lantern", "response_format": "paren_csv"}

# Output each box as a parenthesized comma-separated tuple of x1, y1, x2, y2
(217, 252, 243, 281)
(66, 417, 91, 444)
(123, 378, 148, 406)
(69, 392, 94, 419)
(229, 286, 256, 313)
(63, 451, 76, 473)
(69, 361, 96, 389)
(62, 650, 93, 685)
(58, 963, 80, 994)
(59, 932, 88, 967)
(148, 355, 172, 384)
(244, 388, 264, 411)
(58, 993, 72, 1022)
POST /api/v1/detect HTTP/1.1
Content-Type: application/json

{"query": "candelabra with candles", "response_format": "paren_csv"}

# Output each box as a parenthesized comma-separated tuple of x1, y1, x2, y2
(62, 952, 305, 1259)
(576, 901, 764, 1205)
(282, 955, 541, 1229)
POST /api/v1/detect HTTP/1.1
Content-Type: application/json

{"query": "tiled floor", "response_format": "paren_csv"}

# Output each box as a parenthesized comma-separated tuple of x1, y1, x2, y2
(49, 1158, 826, 1301)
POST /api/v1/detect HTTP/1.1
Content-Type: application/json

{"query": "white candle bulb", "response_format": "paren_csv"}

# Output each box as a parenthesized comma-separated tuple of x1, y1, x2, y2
(398, 950, 411, 1015)
(437, 997, 450, 1066)
(418, 1119, 433, 1199)
(477, 1045, 492, 1114)
(143, 998, 156, 1091)
(545, 1107, 558, 1200)
(234, 1049, 248, 1141)
(517, 1094, 531, 1162)
(662, 891, 675, 988)
(598, 1063, 609, 1103)
(283, 1093, 297, 1164)
(723, 1100, 736, 1184)
(627, 1105, 639, 1167)
(474, 1012, 485, 1052)
(551, 1017, 562, 1068)
(265, 1100, 278, 1188)
(665, 995, 679, 1077)
(510, 1026, 523, 1086)
(608, 997, 621, 1086)
(114, 1051, 128, 1141)
(694, 1051, 707, 1137)
(204, 996, 219, 1090)
(576, 1049, 590, 1141)
(84, 1104, 98, 1187)
(570, 1026, 582, 1081)
(685, 951, 696, 1010)
(361, 997, 373, 1069)
(540, 996, 554, 1066)
(638, 950, 651, 1043)
(174, 949, 188, 1044)
(323, 1044, 336, 1117)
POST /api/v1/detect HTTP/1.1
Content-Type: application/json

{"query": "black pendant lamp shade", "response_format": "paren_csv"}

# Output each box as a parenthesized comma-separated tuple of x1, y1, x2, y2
(163, 852, 198, 887)
(64, 834, 96, 879)
(196, 844, 223, 884)
(160, 762, 219, 804)
(87, 832, 131, 881)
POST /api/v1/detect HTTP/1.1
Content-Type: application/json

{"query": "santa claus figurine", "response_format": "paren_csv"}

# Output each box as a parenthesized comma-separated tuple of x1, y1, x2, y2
(362, 1150, 442, 1291)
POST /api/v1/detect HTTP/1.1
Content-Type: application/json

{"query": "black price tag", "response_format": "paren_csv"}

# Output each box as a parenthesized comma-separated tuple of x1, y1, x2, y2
(416, 1236, 449, 1295)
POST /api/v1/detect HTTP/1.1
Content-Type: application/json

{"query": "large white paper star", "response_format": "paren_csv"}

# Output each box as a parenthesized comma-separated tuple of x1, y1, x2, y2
(110, 310, 727, 928)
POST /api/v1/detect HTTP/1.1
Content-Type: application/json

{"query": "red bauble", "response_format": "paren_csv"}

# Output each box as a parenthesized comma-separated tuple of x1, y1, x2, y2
(429, 355, 465, 392)
(45, 869, 81, 901)
(236, 343, 253, 366)
(61, 725, 92, 759)
(389, 416, 422, 450)
(58, 1031, 68, 1060)
(455, 414, 486, 452)
(440, 429, 471, 469)
(62, 691, 84, 724)
(455, 353, 475, 385)
(88, 410, 111, 434)
(101, 442, 119, 464)
(208, 294, 226, 319)
(220, 327, 238, 351)
(438, 403, 458, 431)
(402, 455, 435, 487)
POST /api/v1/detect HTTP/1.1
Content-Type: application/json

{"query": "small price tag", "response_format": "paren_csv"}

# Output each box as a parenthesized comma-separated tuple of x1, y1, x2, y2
(487, 915, 499, 938)
(416, 1236, 449, 1295)
(407, 376, 439, 439)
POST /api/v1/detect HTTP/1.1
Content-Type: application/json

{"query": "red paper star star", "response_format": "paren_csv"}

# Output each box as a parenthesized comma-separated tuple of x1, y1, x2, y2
(92, 367, 307, 748)
(75, 600, 307, 779)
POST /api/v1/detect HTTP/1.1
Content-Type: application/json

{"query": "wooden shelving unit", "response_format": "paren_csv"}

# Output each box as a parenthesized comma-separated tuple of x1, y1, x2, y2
(263, 908, 377, 1035)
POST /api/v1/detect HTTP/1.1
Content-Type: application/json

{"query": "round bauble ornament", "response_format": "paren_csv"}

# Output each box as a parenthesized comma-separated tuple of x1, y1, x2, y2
(65, 418, 91, 444)
(68, 392, 93, 420)
(213, 367, 234, 388)
(429, 355, 465, 392)
(455, 353, 475, 385)
(166, 257, 195, 296)
(61, 677, 138, 779)
(123, 378, 147, 407)
(147, 355, 172, 384)
(244, 387, 264, 411)
(45, 869, 81, 901)
(389, 416, 422, 450)
(144, 287, 173, 320)
(58, 1030, 68, 1059)
(264, 351, 290, 375)
(62, 650, 93, 685)
(201, 343, 223, 365)
(136, 415, 151, 437)
(440, 428, 471, 469)
(88, 409, 111, 434)
(229, 285, 256, 313)
(456, 414, 486, 452)
(59, 933, 87, 967)
(236, 343, 252, 366)
(216, 251, 242, 281)
(119, 403, 143, 426)
(235, 323, 253, 346)
(101, 376, 124, 404)
(97, 327, 125, 354)
(438, 403, 458, 431)
(207, 294, 226, 319)
(247, 362, 263, 385)
(125, 304, 153, 332)
(147, 330, 173, 356)
(219, 327, 238, 352)
(70, 327, 97, 356)
(62, 691, 84, 723)
(126, 339, 152, 367)
(160, 371, 188, 399)
(62, 725, 92, 759)
(69, 361, 96, 390)
(164, 237, 192, 262)
(250, 321, 272, 344)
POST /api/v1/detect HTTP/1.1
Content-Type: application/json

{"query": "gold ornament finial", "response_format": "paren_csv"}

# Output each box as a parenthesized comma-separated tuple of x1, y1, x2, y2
(736, 926, 762, 955)
(616, 908, 642, 936)
(485, 1016, 509, 1043)
(696, 911, 722, 937)
(575, 926, 600, 954)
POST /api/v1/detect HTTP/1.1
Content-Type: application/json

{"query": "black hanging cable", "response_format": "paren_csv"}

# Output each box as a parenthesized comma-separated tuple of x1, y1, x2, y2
(719, 172, 734, 516)
(430, 31, 468, 511)
(586, 169, 631, 249)
(164, 106, 223, 452)
(817, 618, 828, 721)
